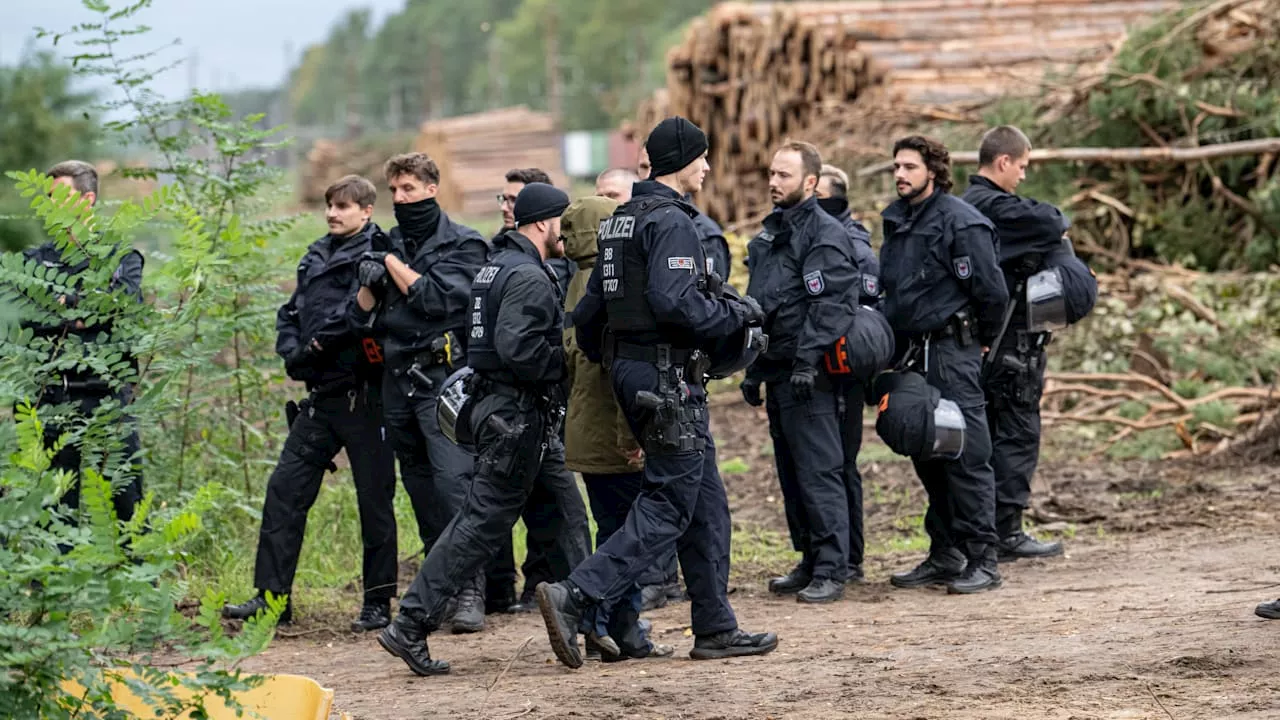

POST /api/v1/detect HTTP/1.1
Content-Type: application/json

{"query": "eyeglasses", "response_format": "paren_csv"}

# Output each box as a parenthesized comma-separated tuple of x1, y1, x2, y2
(496, 194, 518, 207)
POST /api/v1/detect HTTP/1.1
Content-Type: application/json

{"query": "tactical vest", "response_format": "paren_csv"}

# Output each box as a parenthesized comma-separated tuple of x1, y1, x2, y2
(467, 250, 560, 378)
(599, 195, 701, 347)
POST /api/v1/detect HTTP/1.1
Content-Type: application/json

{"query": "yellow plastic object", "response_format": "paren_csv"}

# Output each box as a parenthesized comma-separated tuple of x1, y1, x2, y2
(63, 671, 350, 720)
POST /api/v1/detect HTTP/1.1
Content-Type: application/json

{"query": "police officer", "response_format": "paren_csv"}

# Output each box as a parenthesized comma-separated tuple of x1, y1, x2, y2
(20, 160, 144, 523)
(741, 142, 860, 604)
(486, 166, 577, 614)
(640, 145, 731, 283)
(816, 162, 882, 583)
(223, 176, 398, 630)
(350, 153, 490, 632)
(377, 183, 591, 676)
(595, 167, 639, 203)
(879, 135, 1009, 595)
(537, 117, 778, 668)
(816, 164, 874, 253)
(593, 167, 687, 612)
(961, 126, 1071, 561)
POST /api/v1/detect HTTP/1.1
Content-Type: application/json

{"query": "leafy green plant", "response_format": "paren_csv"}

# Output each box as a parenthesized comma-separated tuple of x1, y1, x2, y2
(0, 405, 281, 719)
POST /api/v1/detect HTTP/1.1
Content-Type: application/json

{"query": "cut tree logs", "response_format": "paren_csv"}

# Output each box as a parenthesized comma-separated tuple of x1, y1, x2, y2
(413, 106, 566, 217)
(639, 0, 1175, 227)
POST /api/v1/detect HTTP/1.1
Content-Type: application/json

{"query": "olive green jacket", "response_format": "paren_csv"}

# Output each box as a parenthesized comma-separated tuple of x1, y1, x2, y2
(562, 197, 643, 474)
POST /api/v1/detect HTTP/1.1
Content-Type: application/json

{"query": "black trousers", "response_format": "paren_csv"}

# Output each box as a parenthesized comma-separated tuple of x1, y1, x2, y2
(582, 471, 675, 587)
(570, 358, 737, 637)
(766, 380, 851, 582)
(253, 383, 398, 603)
(985, 334, 1048, 536)
(382, 364, 474, 553)
(909, 335, 999, 559)
(40, 386, 142, 523)
(398, 390, 590, 627)
(835, 378, 866, 571)
(485, 485, 561, 606)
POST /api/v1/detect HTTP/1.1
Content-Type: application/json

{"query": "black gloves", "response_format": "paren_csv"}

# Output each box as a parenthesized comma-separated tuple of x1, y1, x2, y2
(284, 341, 320, 381)
(740, 377, 763, 407)
(734, 294, 765, 325)
(790, 363, 819, 402)
(358, 259, 388, 289)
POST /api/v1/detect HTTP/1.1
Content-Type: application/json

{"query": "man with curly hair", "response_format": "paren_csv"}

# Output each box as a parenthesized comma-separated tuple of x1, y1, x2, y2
(878, 136, 1009, 595)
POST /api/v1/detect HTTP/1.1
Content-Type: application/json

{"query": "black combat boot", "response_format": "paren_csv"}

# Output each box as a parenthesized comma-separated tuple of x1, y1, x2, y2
(1255, 599, 1280, 619)
(350, 602, 391, 632)
(997, 510, 1064, 561)
(890, 547, 966, 589)
(796, 577, 844, 604)
(222, 593, 292, 624)
(485, 584, 518, 615)
(536, 581, 590, 669)
(767, 562, 812, 595)
(450, 573, 486, 634)
(947, 549, 1003, 595)
(377, 614, 450, 676)
(689, 628, 779, 660)
(507, 585, 537, 613)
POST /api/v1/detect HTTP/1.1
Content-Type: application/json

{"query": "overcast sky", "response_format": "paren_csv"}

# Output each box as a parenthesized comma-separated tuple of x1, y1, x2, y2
(0, 0, 406, 97)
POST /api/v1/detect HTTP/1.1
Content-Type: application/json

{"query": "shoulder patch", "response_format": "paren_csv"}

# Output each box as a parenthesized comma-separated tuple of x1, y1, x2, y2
(667, 256, 696, 272)
(862, 274, 879, 297)
(952, 256, 972, 280)
(804, 269, 825, 295)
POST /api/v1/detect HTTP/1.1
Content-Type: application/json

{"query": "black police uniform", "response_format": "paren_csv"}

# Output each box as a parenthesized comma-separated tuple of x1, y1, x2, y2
(687, 195, 733, 282)
(745, 195, 860, 592)
(831, 207, 882, 581)
(21, 241, 144, 521)
(349, 210, 487, 556)
(563, 180, 770, 648)
(237, 222, 398, 618)
(879, 188, 1009, 584)
(379, 230, 590, 674)
(485, 226, 576, 612)
(961, 176, 1069, 546)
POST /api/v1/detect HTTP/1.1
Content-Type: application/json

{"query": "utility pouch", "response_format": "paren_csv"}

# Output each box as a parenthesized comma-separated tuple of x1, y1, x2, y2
(952, 309, 975, 348)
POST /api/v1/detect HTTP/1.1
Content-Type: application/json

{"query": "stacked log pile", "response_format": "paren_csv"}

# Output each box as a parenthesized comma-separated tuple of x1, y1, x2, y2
(413, 106, 566, 216)
(647, 0, 1175, 227)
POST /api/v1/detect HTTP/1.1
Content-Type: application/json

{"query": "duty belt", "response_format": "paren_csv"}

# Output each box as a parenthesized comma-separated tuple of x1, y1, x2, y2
(612, 341, 695, 366)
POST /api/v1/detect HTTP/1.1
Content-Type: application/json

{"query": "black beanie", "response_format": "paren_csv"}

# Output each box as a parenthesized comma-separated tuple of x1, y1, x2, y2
(514, 182, 570, 226)
(646, 117, 708, 179)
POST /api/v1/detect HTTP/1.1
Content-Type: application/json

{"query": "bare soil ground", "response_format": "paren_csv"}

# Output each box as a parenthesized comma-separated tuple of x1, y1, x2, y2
(242, 400, 1280, 719)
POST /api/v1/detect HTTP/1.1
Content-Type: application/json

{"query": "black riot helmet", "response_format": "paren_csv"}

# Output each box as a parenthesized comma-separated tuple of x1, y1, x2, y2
(703, 283, 768, 379)
(871, 371, 966, 460)
(436, 366, 477, 447)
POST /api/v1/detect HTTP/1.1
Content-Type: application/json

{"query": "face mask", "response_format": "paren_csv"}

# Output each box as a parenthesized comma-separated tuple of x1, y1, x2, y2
(818, 196, 849, 217)
(393, 197, 440, 240)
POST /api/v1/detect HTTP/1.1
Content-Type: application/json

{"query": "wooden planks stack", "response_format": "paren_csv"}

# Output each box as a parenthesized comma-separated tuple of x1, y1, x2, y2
(648, 0, 1176, 226)
(413, 106, 567, 216)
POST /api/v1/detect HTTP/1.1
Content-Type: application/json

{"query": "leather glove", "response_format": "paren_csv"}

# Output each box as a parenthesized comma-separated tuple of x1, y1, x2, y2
(358, 259, 388, 289)
(361, 250, 388, 263)
(790, 363, 819, 402)
(740, 378, 763, 407)
(734, 294, 765, 325)
(284, 341, 319, 380)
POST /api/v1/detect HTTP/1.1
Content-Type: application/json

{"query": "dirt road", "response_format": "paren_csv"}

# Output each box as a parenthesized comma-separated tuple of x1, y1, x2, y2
(242, 402, 1280, 719)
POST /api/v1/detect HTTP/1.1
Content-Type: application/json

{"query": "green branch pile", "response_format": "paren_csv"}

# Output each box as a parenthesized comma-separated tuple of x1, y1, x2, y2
(982, 0, 1280, 271)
